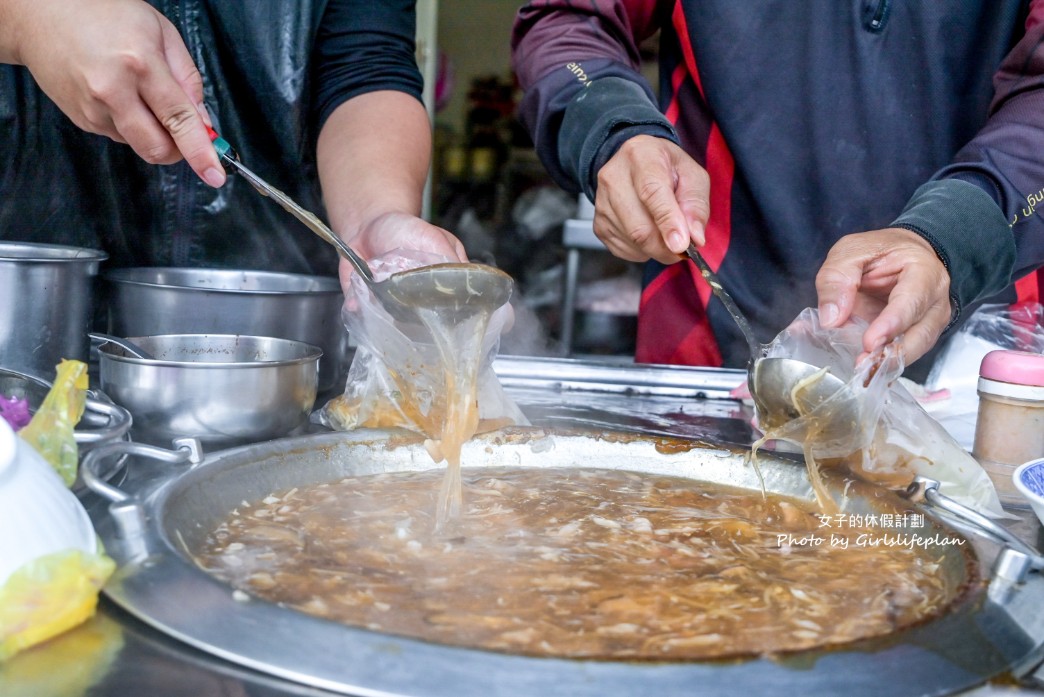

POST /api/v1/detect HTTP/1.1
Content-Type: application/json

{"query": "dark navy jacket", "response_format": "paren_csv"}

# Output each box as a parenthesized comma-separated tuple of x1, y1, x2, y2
(0, 0, 422, 277)
(513, 1, 1044, 377)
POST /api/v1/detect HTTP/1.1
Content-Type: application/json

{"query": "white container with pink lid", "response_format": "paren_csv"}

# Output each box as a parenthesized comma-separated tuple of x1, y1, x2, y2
(972, 349, 1044, 507)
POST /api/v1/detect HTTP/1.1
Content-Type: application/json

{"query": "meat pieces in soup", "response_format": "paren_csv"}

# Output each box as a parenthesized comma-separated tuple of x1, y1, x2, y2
(196, 467, 966, 660)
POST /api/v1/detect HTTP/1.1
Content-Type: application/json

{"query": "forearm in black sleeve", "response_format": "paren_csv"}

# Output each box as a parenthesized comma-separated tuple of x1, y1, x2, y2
(892, 14, 1044, 321)
(558, 76, 679, 201)
(312, 0, 424, 132)
(511, 2, 676, 199)
(516, 61, 678, 200)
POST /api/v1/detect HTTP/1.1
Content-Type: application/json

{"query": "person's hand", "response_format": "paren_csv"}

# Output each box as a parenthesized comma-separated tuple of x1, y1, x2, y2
(5, 0, 225, 186)
(337, 211, 467, 296)
(592, 135, 711, 263)
(816, 227, 953, 365)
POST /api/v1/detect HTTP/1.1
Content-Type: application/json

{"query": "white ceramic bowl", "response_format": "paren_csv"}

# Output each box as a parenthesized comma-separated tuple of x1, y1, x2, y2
(1013, 457, 1044, 527)
(0, 418, 96, 587)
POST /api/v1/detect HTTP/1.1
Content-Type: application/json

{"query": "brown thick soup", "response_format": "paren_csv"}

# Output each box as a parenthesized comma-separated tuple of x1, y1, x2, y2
(196, 467, 966, 660)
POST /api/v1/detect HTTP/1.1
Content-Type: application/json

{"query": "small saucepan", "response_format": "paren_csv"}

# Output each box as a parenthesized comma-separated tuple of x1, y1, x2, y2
(97, 334, 321, 448)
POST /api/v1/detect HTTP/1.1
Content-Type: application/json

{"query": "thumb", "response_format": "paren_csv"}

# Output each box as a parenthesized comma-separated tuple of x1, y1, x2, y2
(672, 153, 710, 247)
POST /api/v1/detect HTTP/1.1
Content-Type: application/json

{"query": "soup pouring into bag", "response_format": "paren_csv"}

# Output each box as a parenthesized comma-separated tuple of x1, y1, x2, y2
(751, 307, 1007, 518)
(204, 129, 526, 530)
(320, 248, 528, 530)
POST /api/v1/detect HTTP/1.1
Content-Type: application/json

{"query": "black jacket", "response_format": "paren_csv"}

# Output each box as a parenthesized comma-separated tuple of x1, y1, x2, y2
(0, 0, 422, 276)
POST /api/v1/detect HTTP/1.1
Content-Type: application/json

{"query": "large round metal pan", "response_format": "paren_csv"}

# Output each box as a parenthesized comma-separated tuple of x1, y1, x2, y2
(85, 428, 1044, 697)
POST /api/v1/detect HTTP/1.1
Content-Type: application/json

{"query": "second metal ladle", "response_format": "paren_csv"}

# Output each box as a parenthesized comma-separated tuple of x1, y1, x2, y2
(89, 332, 155, 360)
(684, 244, 855, 434)
(208, 129, 513, 323)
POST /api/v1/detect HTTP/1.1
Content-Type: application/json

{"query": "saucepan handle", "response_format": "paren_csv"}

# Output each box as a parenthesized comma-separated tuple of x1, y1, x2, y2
(905, 476, 1044, 572)
(82, 437, 204, 503)
(75, 394, 133, 445)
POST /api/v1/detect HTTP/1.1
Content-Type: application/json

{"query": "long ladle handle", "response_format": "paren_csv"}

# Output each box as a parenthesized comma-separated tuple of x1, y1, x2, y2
(89, 332, 155, 360)
(684, 244, 762, 360)
(207, 128, 375, 283)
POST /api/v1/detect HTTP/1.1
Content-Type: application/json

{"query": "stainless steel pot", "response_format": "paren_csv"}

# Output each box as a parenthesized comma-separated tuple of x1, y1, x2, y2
(97, 334, 320, 448)
(104, 268, 347, 394)
(82, 427, 1044, 697)
(0, 242, 107, 379)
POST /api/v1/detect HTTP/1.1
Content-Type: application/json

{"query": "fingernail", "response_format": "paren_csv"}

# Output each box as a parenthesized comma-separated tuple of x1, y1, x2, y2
(196, 102, 213, 128)
(820, 302, 839, 327)
(668, 230, 686, 251)
(203, 167, 226, 188)
(688, 221, 706, 246)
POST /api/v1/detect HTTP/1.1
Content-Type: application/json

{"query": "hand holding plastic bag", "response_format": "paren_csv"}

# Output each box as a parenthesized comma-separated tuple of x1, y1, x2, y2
(758, 308, 1006, 518)
(321, 249, 527, 526)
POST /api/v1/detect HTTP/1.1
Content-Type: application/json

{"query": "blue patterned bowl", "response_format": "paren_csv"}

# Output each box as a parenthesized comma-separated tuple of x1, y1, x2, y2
(1013, 458, 1044, 526)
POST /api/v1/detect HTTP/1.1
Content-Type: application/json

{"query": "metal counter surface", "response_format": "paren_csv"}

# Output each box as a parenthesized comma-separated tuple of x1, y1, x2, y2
(2, 356, 1043, 697)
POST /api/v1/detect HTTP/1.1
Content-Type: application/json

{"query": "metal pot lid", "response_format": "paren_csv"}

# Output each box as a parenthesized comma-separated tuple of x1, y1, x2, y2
(0, 240, 107, 263)
(83, 427, 1044, 697)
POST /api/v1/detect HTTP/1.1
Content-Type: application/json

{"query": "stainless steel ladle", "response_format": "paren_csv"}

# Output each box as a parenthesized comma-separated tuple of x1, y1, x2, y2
(749, 356, 853, 433)
(382, 262, 514, 322)
(684, 244, 855, 432)
(208, 130, 513, 323)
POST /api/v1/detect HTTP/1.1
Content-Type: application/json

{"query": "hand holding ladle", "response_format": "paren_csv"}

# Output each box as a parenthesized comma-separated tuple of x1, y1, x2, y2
(207, 129, 514, 324)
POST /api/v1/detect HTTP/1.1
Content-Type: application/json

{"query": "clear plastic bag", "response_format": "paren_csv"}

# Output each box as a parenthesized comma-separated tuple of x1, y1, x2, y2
(321, 249, 527, 435)
(756, 308, 1006, 518)
(953, 301, 1044, 353)
(926, 302, 1044, 449)
(320, 250, 528, 527)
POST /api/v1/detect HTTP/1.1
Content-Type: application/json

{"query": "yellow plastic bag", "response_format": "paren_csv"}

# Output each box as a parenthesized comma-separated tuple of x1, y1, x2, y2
(0, 613, 124, 697)
(0, 548, 115, 661)
(1, 359, 113, 661)
(18, 360, 88, 487)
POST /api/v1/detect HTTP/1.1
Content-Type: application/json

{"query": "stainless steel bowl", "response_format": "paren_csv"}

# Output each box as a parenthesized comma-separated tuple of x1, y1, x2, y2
(0, 241, 107, 379)
(104, 268, 347, 394)
(97, 334, 321, 447)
